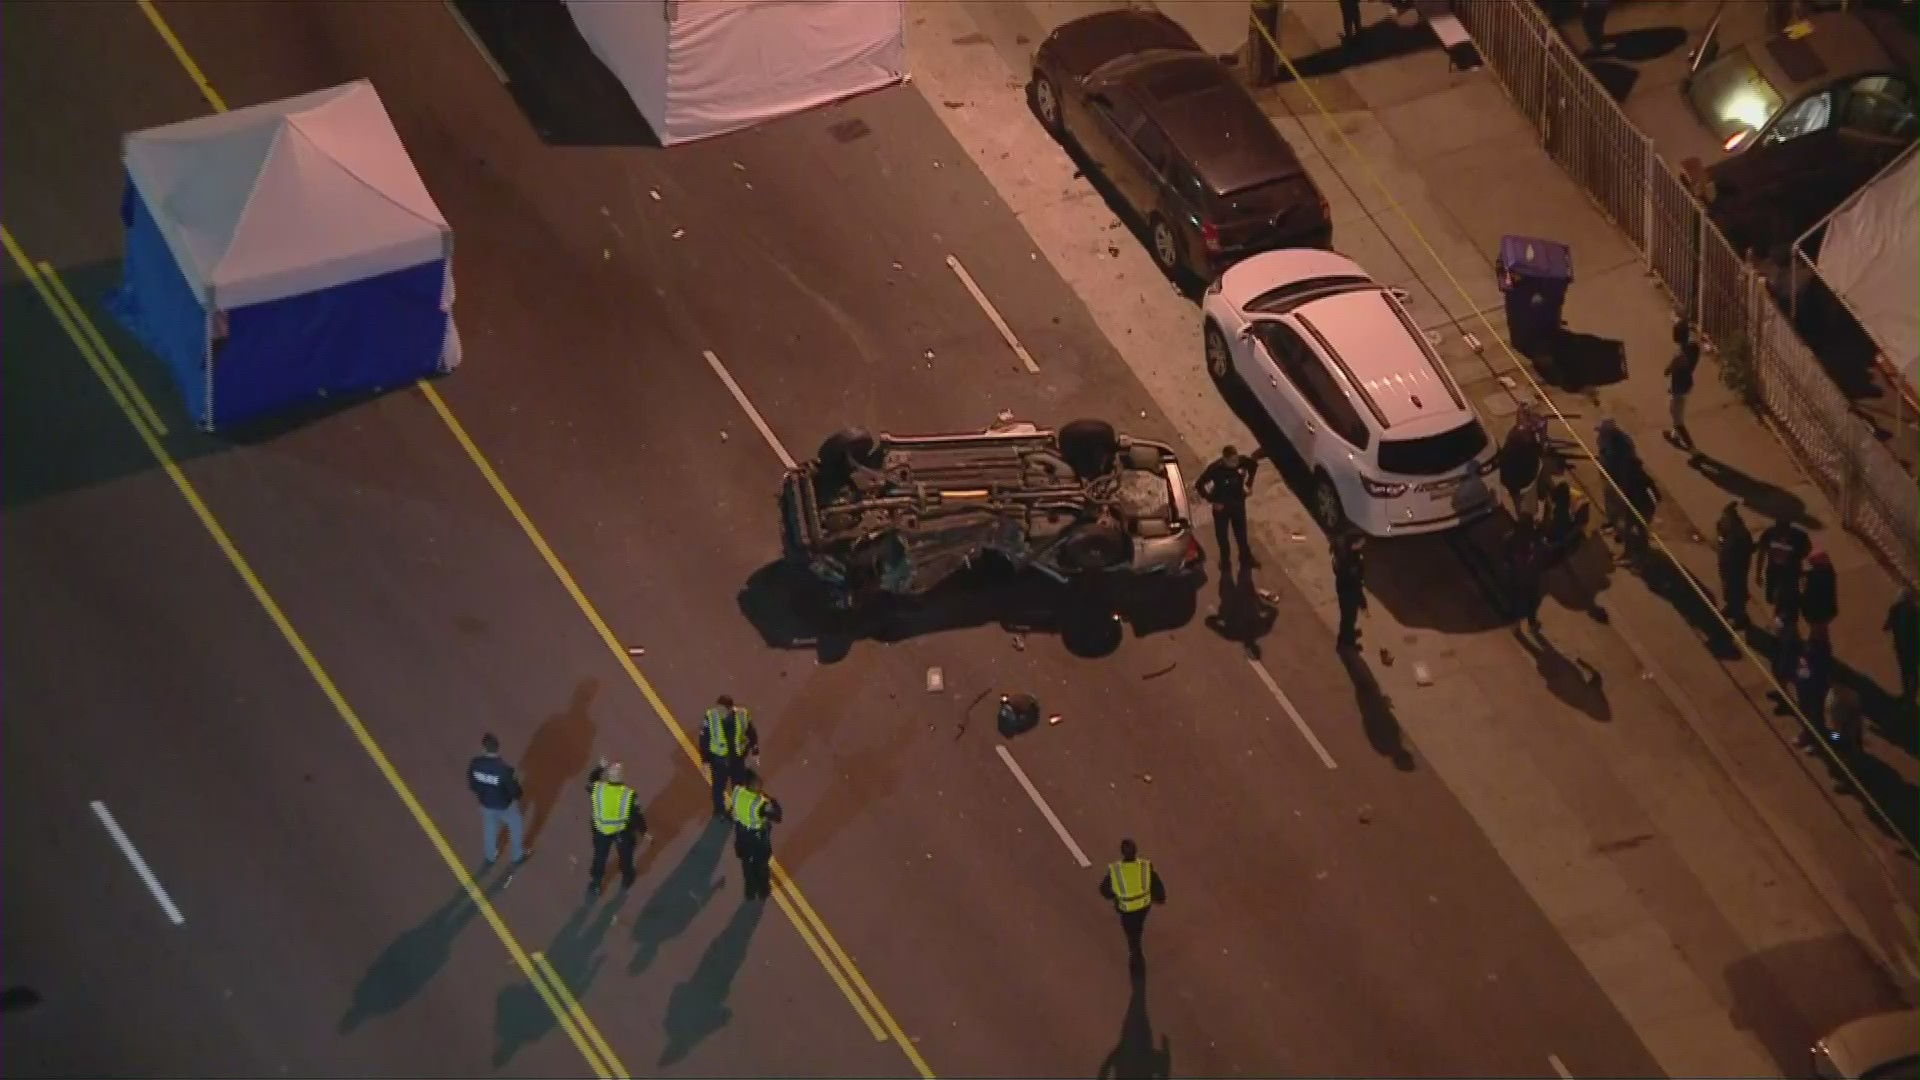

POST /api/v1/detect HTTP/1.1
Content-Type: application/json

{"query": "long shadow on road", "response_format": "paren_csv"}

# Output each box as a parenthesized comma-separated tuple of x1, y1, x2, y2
(629, 819, 731, 977)
(658, 898, 769, 1068)
(493, 891, 630, 1068)
(339, 877, 509, 1034)
(520, 677, 601, 849)
(1338, 649, 1416, 771)
(1096, 972, 1171, 1080)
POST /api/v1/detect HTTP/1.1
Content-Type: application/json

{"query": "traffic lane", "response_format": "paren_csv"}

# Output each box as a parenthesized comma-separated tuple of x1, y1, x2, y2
(0, 313, 588, 1078)
(0, 0, 212, 268)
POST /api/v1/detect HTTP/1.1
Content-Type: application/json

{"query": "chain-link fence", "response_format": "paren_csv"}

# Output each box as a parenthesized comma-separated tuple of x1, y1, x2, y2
(1452, 0, 1918, 586)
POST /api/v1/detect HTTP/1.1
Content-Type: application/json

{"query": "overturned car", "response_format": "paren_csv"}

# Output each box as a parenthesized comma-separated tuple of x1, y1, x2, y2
(779, 416, 1201, 609)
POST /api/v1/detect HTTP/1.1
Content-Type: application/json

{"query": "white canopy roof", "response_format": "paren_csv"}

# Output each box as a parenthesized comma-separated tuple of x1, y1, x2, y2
(124, 80, 451, 310)
(1814, 145, 1918, 399)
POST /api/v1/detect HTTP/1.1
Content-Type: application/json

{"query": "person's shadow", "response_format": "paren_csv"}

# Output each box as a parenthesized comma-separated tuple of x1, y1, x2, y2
(658, 899, 769, 1067)
(1338, 650, 1415, 771)
(1203, 565, 1277, 659)
(629, 818, 731, 976)
(1512, 626, 1612, 722)
(520, 678, 601, 849)
(1096, 971, 1172, 1079)
(491, 891, 629, 1067)
(339, 878, 507, 1033)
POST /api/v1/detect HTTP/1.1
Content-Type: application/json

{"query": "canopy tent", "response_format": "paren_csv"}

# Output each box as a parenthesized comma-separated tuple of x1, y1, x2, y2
(1803, 144, 1917, 400)
(566, 0, 906, 146)
(110, 79, 461, 430)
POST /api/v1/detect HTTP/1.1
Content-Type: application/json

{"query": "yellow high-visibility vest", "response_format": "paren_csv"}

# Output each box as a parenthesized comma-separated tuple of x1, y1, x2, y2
(706, 705, 749, 757)
(730, 787, 769, 830)
(1108, 858, 1153, 913)
(591, 782, 634, 836)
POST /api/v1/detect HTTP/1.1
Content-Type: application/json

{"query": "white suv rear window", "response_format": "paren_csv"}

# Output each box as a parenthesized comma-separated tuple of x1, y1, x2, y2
(1378, 420, 1489, 477)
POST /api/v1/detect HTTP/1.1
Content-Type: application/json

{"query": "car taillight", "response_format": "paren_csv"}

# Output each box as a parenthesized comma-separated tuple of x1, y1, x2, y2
(1722, 129, 1751, 152)
(1201, 221, 1221, 253)
(1360, 475, 1408, 499)
(1182, 535, 1205, 567)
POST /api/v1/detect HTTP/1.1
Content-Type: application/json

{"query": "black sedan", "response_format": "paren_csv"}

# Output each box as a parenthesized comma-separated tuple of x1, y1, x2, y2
(1031, 9, 1332, 285)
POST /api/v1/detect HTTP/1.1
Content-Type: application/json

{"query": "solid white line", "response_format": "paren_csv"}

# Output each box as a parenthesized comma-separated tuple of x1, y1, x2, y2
(945, 254, 1041, 374)
(995, 745, 1091, 868)
(442, 0, 508, 83)
(1247, 659, 1339, 770)
(90, 801, 185, 926)
(1548, 1053, 1574, 1079)
(703, 349, 796, 469)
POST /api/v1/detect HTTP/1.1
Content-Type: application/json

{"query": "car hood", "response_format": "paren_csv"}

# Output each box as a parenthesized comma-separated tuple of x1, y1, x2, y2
(1043, 9, 1200, 80)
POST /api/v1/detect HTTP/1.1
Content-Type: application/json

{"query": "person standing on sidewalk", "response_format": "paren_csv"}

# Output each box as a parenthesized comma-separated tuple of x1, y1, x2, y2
(1581, 0, 1612, 54)
(1794, 631, 1835, 746)
(1885, 589, 1916, 707)
(1758, 514, 1810, 631)
(1338, 0, 1364, 46)
(1801, 551, 1838, 643)
(1098, 839, 1165, 977)
(1664, 332, 1701, 451)
(468, 733, 528, 869)
(1499, 411, 1544, 519)
(1196, 446, 1258, 572)
(1506, 517, 1548, 633)
(1332, 531, 1368, 651)
(1715, 503, 1755, 629)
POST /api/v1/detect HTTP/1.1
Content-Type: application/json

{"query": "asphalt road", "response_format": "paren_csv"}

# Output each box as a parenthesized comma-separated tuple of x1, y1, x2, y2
(2, 0, 1667, 1076)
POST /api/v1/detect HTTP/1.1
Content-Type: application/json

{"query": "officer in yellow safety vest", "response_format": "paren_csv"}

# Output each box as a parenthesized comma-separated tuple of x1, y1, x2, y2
(700, 695, 761, 818)
(728, 769, 784, 901)
(1098, 839, 1166, 975)
(584, 760, 648, 899)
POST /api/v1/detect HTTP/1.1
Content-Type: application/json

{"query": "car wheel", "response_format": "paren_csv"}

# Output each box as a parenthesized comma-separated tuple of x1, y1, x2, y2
(1031, 72, 1064, 135)
(1149, 214, 1182, 277)
(819, 428, 880, 470)
(1059, 520, 1131, 571)
(1204, 322, 1239, 387)
(1312, 471, 1348, 533)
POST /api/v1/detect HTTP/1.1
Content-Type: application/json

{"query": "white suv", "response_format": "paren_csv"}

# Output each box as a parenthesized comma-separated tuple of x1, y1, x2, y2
(1201, 249, 1498, 537)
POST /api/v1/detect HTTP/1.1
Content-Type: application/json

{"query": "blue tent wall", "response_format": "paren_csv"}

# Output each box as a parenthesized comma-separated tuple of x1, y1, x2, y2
(211, 259, 449, 428)
(108, 175, 210, 425)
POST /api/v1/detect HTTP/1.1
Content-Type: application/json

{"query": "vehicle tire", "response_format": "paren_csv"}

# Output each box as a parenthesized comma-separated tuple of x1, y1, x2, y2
(1204, 322, 1239, 388)
(1031, 71, 1064, 136)
(818, 428, 880, 471)
(1148, 214, 1183, 278)
(1059, 418, 1119, 479)
(1058, 520, 1131, 572)
(1311, 470, 1349, 533)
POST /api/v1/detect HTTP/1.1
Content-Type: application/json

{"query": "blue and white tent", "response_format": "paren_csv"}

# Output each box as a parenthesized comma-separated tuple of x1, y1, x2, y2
(110, 80, 462, 430)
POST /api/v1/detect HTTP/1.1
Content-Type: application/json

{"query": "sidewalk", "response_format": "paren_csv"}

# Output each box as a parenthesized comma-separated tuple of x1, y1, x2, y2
(904, 1, 1915, 1074)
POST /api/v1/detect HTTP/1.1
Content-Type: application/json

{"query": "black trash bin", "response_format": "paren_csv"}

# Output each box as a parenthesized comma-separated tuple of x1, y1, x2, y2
(1497, 235, 1573, 358)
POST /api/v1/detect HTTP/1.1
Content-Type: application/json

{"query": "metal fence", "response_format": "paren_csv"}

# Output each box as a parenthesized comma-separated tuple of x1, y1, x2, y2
(1452, 0, 1918, 586)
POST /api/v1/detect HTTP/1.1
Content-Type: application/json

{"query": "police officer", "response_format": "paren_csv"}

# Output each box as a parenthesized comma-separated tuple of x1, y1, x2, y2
(1196, 445, 1258, 572)
(1715, 502, 1755, 630)
(700, 695, 760, 818)
(1333, 531, 1368, 651)
(1098, 839, 1165, 976)
(584, 760, 647, 899)
(729, 769, 784, 901)
(468, 733, 528, 868)
(1757, 513, 1810, 631)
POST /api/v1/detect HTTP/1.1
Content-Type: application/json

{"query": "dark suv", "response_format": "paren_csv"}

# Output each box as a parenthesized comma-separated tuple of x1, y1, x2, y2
(1032, 9, 1332, 285)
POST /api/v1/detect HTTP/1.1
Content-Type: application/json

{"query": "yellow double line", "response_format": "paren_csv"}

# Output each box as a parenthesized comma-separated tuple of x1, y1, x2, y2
(117, 4, 932, 1075)
(0, 229, 628, 1079)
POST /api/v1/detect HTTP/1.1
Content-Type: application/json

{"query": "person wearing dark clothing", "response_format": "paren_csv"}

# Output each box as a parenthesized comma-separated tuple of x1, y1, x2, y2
(1338, 0, 1364, 43)
(1771, 614, 1803, 689)
(1715, 503, 1755, 629)
(1196, 446, 1258, 570)
(1507, 519, 1548, 632)
(584, 760, 647, 899)
(729, 770, 785, 901)
(1538, 470, 1590, 570)
(1097, 839, 1166, 975)
(1665, 338, 1700, 450)
(1800, 552, 1838, 641)
(1332, 531, 1368, 650)
(1794, 633, 1834, 746)
(699, 695, 761, 818)
(1581, 0, 1611, 53)
(1757, 516, 1811, 630)
(1499, 418, 1544, 518)
(468, 733, 528, 867)
(1594, 419, 1649, 555)
(1886, 590, 1916, 706)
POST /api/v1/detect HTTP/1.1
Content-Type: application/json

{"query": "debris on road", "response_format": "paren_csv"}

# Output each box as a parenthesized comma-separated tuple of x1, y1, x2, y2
(671, 228, 686, 240)
(649, 189, 662, 201)
(1011, 632, 1026, 651)
(626, 646, 645, 657)
(893, 261, 904, 271)
(1047, 713, 1062, 726)
(719, 430, 729, 442)
(926, 666, 945, 693)
(732, 161, 745, 171)
(943, 99, 965, 109)
(1107, 244, 1121, 258)
(1379, 648, 1394, 666)
(1358, 803, 1374, 824)
(1289, 531, 1307, 541)
(602, 249, 611, 260)
(924, 349, 935, 360)
(1142, 662, 1177, 680)
(1413, 661, 1434, 686)
(1138, 772, 1152, 783)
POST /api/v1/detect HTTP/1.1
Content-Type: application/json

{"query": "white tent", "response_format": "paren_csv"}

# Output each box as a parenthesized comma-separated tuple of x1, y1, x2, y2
(1807, 144, 1918, 399)
(111, 80, 462, 429)
(565, 0, 907, 146)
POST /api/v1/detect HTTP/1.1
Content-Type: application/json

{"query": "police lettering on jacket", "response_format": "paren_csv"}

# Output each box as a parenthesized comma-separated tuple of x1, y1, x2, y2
(468, 756, 521, 809)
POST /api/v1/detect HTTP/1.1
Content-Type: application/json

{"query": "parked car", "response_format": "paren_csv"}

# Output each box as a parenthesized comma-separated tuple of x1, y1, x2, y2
(1201, 250, 1498, 536)
(780, 417, 1199, 609)
(1813, 1010, 1918, 1080)
(1030, 9, 1331, 284)
(1698, 123, 1910, 256)
(1684, 8, 1916, 155)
